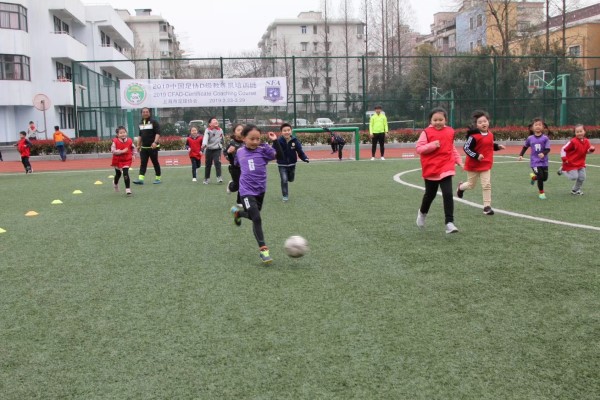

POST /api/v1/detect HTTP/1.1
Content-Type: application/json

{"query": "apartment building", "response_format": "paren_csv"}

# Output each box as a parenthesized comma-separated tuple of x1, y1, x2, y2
(258, 11, 366, 115)
(0, 0, 134, 143)
(417, 12, 458, 55)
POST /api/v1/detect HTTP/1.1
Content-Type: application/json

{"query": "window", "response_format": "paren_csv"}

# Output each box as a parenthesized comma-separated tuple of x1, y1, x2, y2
(517, 21, 530, 31)
(357, 25, 363, 34)
(0, 2, 27, 31)
(325, 77, 332, 87)
(302, 78, 309, 88)
(477, 14, 482, 27)
(313, 42, 318, 51)
(469, 17, 474, 30)
(56, 61, 72, 81)
(568, 45, 581, 57)
(59, 106, 74, 129)
(325, 42, 331, 52)
(301, 25, 307, 34)
(0, 54, 30, 80)
(114, 42, 123, 53)
(313, 25, 317, 34)
(101, 31, 111, 47)
(301, 42, 308, 51)
(53, 15, 69, 34)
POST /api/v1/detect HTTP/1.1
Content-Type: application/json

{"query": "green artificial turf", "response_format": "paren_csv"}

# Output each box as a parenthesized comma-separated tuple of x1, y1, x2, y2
(0, 156, 598, 399)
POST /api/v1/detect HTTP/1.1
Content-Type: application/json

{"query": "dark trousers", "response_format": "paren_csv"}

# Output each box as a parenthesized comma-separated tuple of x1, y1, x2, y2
(420, 176, 454, 224)
(204, 148, 222, 179)
(371, 133, 385, 157)
(228, 165, 242, 204)
(336, 143, 345, 160)
(114, 167, 131, 189)
(21, 156, 31, 172)
(239, 194, 266, 248)
(278, 165, 297, 197)
(139, 148, 161, 177)
(57, 144, 67, 161)
(190, 157, 201, 178)
(532, 166, 549, 191)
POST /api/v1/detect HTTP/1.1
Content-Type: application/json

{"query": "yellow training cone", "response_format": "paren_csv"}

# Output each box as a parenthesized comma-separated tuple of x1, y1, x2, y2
(25, 211, 39, 217)
(0, 228, 6, 233)
(94, 180, 103, 185)
(51, 199, 63, 205)
(72, 190, 83, 194)
(108, 175, 114, 179)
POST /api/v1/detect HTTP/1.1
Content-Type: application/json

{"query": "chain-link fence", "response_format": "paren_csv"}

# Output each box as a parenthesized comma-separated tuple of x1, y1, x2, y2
(72, 55, 600, 138)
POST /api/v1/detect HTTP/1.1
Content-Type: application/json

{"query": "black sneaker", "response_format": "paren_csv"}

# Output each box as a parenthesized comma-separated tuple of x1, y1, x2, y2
(557, 168, 563, 176)
(483, 206, 494, 215)
(456, 182, 464, 199)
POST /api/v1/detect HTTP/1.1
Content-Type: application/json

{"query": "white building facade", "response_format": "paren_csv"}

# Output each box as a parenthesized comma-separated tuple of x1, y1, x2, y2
(0, 0, 134, 143)
(258, 11, 366, 117)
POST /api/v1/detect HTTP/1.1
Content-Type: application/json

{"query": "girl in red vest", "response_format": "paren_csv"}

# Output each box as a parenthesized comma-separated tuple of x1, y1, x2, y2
(111, 126, 137, 196)
(416, 107, 464, 234)
(456, 110, 505, 215)
(16, 131, 33, 173)
(557, 124, 595, 195)
(186, 126, 204, 182)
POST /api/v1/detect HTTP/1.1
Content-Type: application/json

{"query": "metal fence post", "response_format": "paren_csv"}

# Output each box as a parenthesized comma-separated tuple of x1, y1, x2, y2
(292, 56, 297, 126)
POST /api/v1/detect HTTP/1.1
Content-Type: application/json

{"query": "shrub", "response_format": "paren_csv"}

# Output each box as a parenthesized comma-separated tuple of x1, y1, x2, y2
(158, 136, 185, 151)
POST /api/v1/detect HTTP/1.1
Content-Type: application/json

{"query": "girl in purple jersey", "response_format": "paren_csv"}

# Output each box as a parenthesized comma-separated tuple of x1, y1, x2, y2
(518, 117, 552, 199)
(230, 125, 283, 264)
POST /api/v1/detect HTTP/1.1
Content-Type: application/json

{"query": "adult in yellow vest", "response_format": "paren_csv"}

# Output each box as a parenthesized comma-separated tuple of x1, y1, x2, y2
(369, 105, 388, 160)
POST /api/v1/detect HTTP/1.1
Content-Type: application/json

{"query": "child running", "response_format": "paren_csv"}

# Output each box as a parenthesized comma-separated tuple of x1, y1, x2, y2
(16, 131, 33, 173)
(518, 117, 551, 199)
(275, 123, 309, 201)
(416, 107, 464, 234)
(557, 124, 595, 195)
(224, 124, 245, 203)
(186, 126, 203, 182)
(230, 125, 283, 264)
(111, 126, 137, 196)
(325, 128, 346, 160)
(456, 110, 505, 215)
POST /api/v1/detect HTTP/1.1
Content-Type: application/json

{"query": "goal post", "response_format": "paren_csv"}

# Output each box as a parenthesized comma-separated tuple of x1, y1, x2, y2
(292, 127, 361, 160)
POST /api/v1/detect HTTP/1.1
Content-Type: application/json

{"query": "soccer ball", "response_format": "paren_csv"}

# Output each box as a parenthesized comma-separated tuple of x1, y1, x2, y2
(284, 235, 308, 258)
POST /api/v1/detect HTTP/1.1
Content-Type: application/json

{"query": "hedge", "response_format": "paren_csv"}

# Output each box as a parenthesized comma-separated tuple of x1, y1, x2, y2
(26, 127, 600, 155)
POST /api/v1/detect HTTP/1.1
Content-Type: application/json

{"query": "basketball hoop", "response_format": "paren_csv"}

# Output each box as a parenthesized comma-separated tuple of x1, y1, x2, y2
(527, 86, 536, 95)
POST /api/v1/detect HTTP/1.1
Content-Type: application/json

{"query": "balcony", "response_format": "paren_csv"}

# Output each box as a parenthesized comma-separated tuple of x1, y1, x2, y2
(52, 80, 75, 106)
(95, 46, 135, 78)
(47, 32, 87, 62)
(47, 0, 86, 25)
(0, 80, 32, 106)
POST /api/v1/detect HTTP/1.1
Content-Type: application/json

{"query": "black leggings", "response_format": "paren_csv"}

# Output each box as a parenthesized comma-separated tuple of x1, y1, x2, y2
(190, 157, 201, 178)
(204, 148, 222, 179)
(239, 194, 266, 248)
(139, 148, 161, 177)
(532, 166, 549, 191)
(114, 167, 131, 189)
(420, 176, 454, 224)
(371, 133, 385, 157)
(21, 156, 31, 171)
(228, 165, 242, 204)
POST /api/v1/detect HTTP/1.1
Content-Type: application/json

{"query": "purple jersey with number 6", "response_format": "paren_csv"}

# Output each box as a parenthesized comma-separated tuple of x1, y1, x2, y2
(524, 134, 550, 168)
(235, 143, 277, 196)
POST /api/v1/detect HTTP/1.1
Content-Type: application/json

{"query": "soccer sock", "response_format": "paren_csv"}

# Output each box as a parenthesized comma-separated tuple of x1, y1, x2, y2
(155, 176, 161, 181)
(114, 169, 122, 185)
(138, 174, 145, 181)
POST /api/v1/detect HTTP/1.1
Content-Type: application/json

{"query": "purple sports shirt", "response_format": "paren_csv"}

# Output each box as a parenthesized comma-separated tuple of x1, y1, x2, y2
(235, 144, 277, 196)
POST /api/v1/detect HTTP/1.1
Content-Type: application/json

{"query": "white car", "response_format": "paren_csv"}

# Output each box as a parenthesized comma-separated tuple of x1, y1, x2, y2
(314, 118, 334, 127)
(294, 118, 309, 127)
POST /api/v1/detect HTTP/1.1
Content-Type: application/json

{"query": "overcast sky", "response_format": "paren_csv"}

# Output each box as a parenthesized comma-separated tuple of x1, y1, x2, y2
(83, 0, 450, 57)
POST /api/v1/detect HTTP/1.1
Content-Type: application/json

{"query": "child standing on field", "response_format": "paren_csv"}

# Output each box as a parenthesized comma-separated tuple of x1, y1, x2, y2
(202, 116, 224, 184)
(111, 126, 136, 196)
(416, 107, 464, 234)
(557, 124, 595, 195)
(230, 125, 283, 264)
(186, 126, 203, 182)
(16, 131, 32, 173)
(275, 123, 309, 202)
(518, 117, 551, 199)
(224, 124, 245, 202)
(456, 110, 505, 215)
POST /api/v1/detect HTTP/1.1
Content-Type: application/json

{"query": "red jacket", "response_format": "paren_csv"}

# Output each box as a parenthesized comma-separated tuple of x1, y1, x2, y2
(464, 130, 495, 172)
(17, 138, 31, 157)
(560, 137, 591, 171)
(417, 126, 461, 180)
(187, 135, 203, 160)
(111, 137, 134, 167)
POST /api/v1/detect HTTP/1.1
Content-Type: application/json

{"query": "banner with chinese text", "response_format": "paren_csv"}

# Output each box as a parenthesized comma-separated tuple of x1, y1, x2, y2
(119, 77, 287, 109)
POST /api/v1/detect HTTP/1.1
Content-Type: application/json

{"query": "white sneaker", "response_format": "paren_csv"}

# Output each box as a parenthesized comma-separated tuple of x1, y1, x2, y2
(381, 157, 385, 160)
(445, 222, 459, 234)
(217, 176, 223, 183)
(416, 210, 426, 228)
(192, 178, 197, 182)
(203, 179, 209, 184)
(370, 157, 375, 161)
(226, 180, 232, 193)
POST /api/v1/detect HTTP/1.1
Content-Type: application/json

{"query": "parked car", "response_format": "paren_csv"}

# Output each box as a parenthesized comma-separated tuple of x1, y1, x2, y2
(338, 118, 357, 125)
(294, 118, 309, 127)
(188, 120, 206, 130)
(268, 118, 284, 126)
(314, 118, 334, 127)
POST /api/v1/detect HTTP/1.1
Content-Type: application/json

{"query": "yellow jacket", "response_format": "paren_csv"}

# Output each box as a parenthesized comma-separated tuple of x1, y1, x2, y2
(369, 113, 388, 134)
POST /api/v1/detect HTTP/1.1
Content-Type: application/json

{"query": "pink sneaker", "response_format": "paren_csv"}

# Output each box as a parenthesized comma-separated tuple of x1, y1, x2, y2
(113, 183, 119, 192)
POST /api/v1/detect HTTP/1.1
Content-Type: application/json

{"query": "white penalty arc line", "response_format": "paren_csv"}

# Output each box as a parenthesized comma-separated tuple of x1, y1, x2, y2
(394, 168, 600, 232)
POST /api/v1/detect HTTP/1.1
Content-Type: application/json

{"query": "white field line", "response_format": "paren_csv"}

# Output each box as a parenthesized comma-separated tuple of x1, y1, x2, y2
(394, 167, 600, 232)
